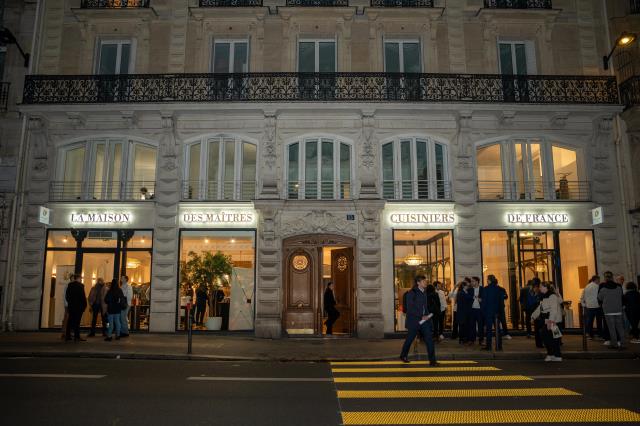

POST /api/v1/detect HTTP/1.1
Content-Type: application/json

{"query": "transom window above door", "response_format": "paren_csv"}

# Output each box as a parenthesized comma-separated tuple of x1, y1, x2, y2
(384, 40, 422, 73)
(476, 138, 589, 201)
(381, 137, 450, 200)
(53, 138, 157, 201)
(287, 137, 352, 200)
(212, 40, 249, 73)
(97, 39, 133, 75)
(183, 136, 257, 201)
(298, 40, 336, 72)
(498, 41, 536, 75)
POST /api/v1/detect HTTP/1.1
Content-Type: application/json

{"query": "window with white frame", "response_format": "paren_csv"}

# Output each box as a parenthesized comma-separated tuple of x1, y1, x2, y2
(212, 40, 249, 73)
(287, 137, 352, 200)
(184, 136, 257, 200)
(498, 41, 536, 75)
(381, 137, 449, 200)
(55, 139, 157, 200)
(298, 40, 336, 72)
(384, 40, 422, 73)
(97, 39, 133, 75)
(476, 139, 588, 201)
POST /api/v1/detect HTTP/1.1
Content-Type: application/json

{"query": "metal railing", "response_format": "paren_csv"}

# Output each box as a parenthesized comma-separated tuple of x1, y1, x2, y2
(23, 73, 619, 105)
(632, 0, 640, 14)
(477, 180, 591, 201)
(484, 0, 552, 8)
(382, 180, 451, 200)
(80, 0, 150, 7)
(50, 181, 156, 201)
(0, 83, 8, 112)
(181, 180, 256, 200)
(287, 181, 352, 200)
(285, 0, 348, 5)
(370, 0, 433, 7)
(621, 75, 640, 109)
(199, 0, 262, 6)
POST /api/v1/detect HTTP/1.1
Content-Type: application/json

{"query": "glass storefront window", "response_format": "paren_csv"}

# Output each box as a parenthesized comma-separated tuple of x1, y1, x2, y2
(476, 144, 502, 199)
(393, 230, 454, 332)
(178, 230, 255, 331)
(559, 231, 596, 326)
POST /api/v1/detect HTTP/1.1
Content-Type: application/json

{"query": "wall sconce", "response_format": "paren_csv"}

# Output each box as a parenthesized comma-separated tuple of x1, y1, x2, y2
(0, 28, 30, 67)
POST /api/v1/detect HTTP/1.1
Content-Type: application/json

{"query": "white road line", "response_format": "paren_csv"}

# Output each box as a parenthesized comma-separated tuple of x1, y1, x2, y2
(530, 374, 640, 379)
(187, 376, 333, 382)
(0, 374, 105, 379)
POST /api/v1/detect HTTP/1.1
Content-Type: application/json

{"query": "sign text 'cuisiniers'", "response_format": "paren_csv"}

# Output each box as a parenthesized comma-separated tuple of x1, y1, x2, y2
(182, 212, 254, 224)
(390, 213, 456, 224)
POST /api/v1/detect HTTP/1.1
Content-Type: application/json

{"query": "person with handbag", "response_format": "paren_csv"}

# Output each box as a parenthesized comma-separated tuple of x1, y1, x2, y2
(532, 281, 563, 362)
(104, 279, 126, 342)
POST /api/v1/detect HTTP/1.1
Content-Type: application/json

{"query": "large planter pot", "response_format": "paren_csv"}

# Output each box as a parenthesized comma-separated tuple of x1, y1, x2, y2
(206, 317, 222, 331)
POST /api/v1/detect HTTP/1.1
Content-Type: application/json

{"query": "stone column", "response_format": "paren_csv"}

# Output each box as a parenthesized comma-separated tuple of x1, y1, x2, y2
(359, 113, 378, 199)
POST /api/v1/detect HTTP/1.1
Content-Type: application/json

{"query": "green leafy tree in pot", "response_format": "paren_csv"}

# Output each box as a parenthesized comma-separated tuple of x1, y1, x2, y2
(184, 250, 233, 317)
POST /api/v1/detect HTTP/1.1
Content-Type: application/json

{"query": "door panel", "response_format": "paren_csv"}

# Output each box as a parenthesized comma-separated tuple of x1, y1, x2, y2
(330, 248, 353, 334)
(284, 250, 317, 334)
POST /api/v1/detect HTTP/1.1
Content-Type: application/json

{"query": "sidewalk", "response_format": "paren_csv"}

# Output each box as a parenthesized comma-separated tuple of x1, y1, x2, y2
(1, 332, 638, 361)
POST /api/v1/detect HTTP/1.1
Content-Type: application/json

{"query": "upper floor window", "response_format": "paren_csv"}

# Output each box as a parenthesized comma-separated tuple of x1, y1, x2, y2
(298, 40, 336, 72)
(53, 138, 157, 201)
(384, 40, 421, 73)
(381, 137, 450, 200)
(212, 40, 249, 73)
(97, 39, 133, 75)
(0, 47, 6, 80)
(498, 41, 536, 75)
(184, 136, 257, 200)
(476, 139, 588, 201)
(287, 137, 352, 199)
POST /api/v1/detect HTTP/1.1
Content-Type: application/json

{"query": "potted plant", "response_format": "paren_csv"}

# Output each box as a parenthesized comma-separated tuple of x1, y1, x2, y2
(184, 250, 233, 331)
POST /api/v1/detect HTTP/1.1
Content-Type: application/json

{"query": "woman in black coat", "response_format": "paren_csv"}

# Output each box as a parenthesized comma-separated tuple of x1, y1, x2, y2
(456, 281, 474, 344)
(324, 282, 340, 335)
(623, 282, 640, 342)
(426, 284, 441, 339)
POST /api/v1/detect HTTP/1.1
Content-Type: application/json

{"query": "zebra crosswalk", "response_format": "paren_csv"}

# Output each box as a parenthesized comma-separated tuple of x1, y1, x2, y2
(330, 360, 640, 425)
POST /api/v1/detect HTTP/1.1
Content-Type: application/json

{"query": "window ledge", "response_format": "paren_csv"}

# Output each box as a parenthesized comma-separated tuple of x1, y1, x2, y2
(189, 5, 268, 19)
(476, 6, 560, 22)
(71, 6, 158, 21)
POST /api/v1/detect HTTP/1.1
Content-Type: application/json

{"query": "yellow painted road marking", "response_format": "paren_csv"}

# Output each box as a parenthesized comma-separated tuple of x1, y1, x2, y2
(332, 366, 499, 373)
(334, 375, 532, 383)
(330, 360, 477, 366)
(342, 409, 640, 425)
(337, 387, 580, 399)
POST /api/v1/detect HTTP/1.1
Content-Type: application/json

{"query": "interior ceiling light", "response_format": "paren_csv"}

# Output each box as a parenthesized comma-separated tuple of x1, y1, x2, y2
(404, 233, 424, 266)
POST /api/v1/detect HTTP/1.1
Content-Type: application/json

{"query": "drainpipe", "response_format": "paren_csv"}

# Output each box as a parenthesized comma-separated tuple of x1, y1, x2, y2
(1, 0, 43, 331)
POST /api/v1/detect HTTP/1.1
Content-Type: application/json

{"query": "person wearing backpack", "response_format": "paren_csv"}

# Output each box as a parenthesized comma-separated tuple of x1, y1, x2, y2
(104, 279, 126, 342)
(399, 275, 438, 366)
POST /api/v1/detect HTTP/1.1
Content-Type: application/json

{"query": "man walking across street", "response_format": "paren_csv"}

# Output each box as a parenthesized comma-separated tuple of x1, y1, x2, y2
(120, 275, 133, 338)
(400, 275, 438, 366)
(482, 275, 503, 351)
(580, 275, 602, 339)
(65, 274, 87, 342)
(598, 271, 625, 349)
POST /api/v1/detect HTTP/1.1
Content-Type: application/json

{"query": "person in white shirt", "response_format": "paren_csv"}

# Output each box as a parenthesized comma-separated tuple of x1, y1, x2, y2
(580, 275, 601, 339)
(448, 283, 460, 340)
(435, 281, 448, 341)
(119, 275, 133, 338)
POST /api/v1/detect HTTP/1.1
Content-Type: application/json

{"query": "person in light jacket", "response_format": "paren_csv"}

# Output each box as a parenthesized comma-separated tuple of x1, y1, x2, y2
(599, 271, 625, 349)
(434, 281, 447, 341)
(87, 278, 107, 337)
(119, 275, 133, 338)
(580, 275, 602, 339)
(448, 283, 460, 340)
(533, 281, 563, 362)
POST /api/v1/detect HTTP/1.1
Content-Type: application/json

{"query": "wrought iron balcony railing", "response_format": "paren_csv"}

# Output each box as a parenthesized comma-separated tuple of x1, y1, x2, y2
(370, 0, 433, 7)
(632, 0, 640, 14)
(484, 0, 552, 9)
(620, 75, 640, 110)
(50, 181, 156, 201)
(22, 73, 619, 105)
(477, 180, 591, 201)
(182, 180, 256, 200)
(199, 0, 263, 6)
(0, 82, 9, 112)
(287, 181, 352, 200)
(382, 180, 451, 201)
(80, 0, 150, 7)
(285, 0, 348, 6)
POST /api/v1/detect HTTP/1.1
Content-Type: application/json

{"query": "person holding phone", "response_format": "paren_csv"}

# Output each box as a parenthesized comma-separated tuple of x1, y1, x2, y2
(399, 275, 438, 366)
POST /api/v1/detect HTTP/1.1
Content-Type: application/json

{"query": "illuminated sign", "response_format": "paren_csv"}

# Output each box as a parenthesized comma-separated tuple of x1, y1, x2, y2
(181, 212, 255, 225)
(70, 212, 132, 224)
(389, 213, 456, 224)
(506, 213, 569, 224)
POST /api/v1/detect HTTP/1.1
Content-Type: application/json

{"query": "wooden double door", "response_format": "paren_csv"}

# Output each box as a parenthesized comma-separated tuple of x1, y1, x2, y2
(283, 235, 355, 336)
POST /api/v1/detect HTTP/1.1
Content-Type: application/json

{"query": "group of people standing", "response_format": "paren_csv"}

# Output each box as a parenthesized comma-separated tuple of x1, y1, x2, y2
(61, 274, 133, 342)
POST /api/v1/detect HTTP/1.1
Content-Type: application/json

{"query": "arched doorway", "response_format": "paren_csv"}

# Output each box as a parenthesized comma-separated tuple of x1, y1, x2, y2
(282, 234, 356, 336)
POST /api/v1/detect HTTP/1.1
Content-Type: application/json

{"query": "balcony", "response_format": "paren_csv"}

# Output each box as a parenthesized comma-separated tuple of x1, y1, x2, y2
(199, 0, 263, 6)
(370, 0, 433, 7)
(22, 73, 619, 105)
(182, 180, 256, 201)
(383, 180, 452, 201)
(285, 0, 348, 5)
(632, 0, 640, 14)
(80, 0, 150, 7)
(620, 75, 640, 109)
(0, 82, 8, 112)
(477, 180, 591, 201)
(50, 181, 156, 201)
(484, 0, 551, 8)
(287, 181, 352, 200)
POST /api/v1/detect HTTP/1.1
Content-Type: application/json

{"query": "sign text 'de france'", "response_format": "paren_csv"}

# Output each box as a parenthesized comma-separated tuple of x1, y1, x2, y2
(506, 213, 569, 224)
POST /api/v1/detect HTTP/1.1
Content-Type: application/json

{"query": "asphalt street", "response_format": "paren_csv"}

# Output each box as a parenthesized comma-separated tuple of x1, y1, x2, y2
(0, 357, 639, 426)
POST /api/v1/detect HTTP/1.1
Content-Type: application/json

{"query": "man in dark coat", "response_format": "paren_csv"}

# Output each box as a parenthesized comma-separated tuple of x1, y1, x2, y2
(324, 282, 340, 335)
(400, 275, 437, 365)
(65, 274, 87, 341)
(482, 274, 503, 350)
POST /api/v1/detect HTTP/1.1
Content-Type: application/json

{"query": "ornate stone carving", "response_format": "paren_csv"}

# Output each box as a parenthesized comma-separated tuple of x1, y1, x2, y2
(361, 115, 376, 169)
(260, 207, 278, 244)
(263, 114, 277, 170)
(159, 113, 178, 172)
(280, 210, 357, 238)
(550, 112, 569, 128)
(28, 116, 49, 160)
(66, 112, 86, 129)
(500, 110, 516, 127)
(121, 111, 138, 129)
(360, 208, 380, 243)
